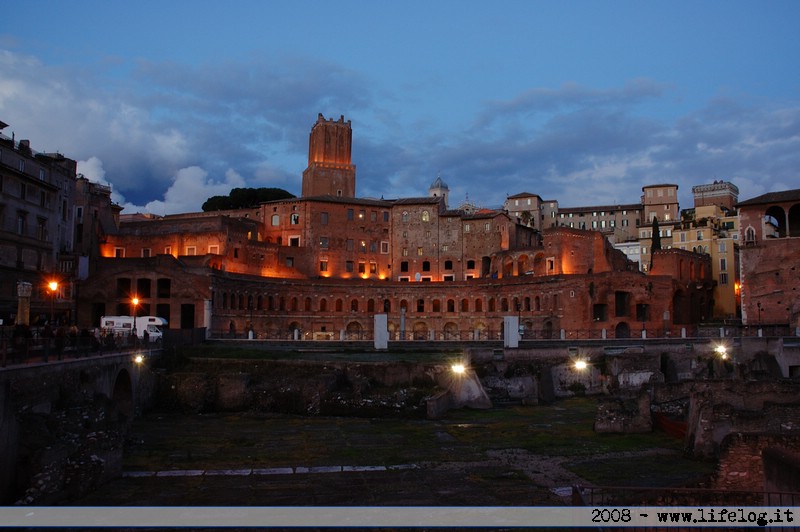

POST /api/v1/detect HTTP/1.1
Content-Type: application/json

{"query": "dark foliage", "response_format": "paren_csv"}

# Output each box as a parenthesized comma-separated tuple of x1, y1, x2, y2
(202, 187, 295, 211)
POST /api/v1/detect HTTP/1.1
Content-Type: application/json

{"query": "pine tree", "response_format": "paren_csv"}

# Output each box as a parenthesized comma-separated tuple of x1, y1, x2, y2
(649, 217, 661, 271)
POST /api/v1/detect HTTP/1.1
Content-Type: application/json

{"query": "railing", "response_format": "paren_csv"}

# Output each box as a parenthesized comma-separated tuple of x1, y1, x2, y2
(573, 484, 800, 507)
(0, 326, 159, 367)
(210, 327, 709, 342)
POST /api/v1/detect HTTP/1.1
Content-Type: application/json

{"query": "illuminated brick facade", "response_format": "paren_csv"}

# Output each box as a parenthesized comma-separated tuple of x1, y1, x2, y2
(301, 114, 356, 198)
(76, 114, 719, 336)
(737, 189, 800, 328)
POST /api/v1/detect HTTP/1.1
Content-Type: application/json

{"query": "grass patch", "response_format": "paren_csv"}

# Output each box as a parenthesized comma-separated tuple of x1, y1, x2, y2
(125, 397, 696, 482)
(567, 454, 715, 488)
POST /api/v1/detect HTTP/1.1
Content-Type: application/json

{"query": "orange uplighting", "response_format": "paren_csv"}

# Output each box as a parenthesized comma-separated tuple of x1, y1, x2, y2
(734, 282, 741, 296)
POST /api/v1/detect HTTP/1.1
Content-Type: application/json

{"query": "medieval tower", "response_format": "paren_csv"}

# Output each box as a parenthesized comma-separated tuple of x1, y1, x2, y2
(301, 114, 356, 198)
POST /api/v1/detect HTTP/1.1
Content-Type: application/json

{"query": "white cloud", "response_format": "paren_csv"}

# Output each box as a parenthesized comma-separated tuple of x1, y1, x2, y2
(119, 166, 246, 215)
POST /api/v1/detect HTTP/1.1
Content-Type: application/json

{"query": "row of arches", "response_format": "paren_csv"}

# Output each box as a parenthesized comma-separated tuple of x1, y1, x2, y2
(214, 291, 561, 315)
(763, 204, 800, 238)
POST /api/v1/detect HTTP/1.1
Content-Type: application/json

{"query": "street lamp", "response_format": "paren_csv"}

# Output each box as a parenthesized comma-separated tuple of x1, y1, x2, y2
(714, 344, 728, 360)
(131, 297, 139, 340)
(451, 363, 466, 375)
(48, 281, 58, 325)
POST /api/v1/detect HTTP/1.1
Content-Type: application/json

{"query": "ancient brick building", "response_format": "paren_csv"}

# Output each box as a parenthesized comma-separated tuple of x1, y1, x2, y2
(301, 114, 356, 198)
(73, 114, 719, 338)
(80, 221, 713, 341)
(737, 189, 800, 328)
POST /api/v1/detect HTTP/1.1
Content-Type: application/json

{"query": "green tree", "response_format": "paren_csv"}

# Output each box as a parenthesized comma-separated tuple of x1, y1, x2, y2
(651, 217, 661, 252)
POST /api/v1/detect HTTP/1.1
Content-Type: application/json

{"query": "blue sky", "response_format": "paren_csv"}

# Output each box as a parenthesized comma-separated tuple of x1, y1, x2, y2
(2, 1, 799, 214)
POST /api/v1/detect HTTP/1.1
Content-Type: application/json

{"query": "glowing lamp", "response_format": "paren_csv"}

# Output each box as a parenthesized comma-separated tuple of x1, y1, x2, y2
(714, 345, 728, 360)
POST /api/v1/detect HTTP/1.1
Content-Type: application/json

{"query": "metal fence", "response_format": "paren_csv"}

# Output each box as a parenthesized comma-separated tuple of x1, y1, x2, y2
(211, 327, 699, 342)
(0, 325, 158, 367)
(573, 484, 800, 507)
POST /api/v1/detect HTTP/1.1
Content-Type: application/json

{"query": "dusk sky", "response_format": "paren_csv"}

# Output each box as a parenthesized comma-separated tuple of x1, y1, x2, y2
(2, 1, 799, 215)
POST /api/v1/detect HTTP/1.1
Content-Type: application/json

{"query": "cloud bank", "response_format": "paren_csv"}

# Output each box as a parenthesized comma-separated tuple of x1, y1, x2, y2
(1, 49, 798, 215)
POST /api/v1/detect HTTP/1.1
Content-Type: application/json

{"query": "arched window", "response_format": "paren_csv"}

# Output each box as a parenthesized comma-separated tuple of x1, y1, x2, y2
(461, 298, 469, 312)
(417, 298, 425, 312)
(447, 299, 455, 312)
(402, 211, 409, 222)
(488, 298, 496, 312)
(222, 293, 228, 309)
(350, 299, 359, 312)
(384, 299, 391, 312)
(422, 210, 430, 222)
(475, 299, 483, 312)
(336, 299, 343, 312)
(367, 299, 375, 313)
(432, 299, 441, 312)
(304, 297, 312, 311)
(257, 295, 263, 310)
(319, 298, 327, 312)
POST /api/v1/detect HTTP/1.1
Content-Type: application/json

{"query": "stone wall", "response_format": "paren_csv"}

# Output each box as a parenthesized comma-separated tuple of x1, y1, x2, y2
(161, 359, 445, 417)
(763, 446, 800, 503)
(714, 433, 800, 494)
(652, 380, 800, 458)
(594, 391, 652, 433)
(1, 357, 160, 505)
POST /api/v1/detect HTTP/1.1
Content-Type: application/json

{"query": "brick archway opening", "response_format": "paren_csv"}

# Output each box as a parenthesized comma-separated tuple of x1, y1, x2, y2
(112, 368, 133, 421)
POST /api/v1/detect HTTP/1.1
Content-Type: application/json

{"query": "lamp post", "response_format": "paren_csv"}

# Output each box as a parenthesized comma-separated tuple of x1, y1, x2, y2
(131, 297, 139, 342)
(48, 281, 58, 325)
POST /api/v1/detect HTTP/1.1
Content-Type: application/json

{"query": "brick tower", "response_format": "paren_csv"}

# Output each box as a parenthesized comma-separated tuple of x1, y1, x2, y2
(301, 114, 356, 198)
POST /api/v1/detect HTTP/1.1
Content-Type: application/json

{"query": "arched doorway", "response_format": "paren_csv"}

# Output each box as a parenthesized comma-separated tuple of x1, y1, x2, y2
(413, 321, 428, 340)
(443, 322, 459, 340)
(112, 368, 133, 422)
(346, 321, 363, 340)
(474, 321, 487, 340)
(615, 322, 631, 339)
